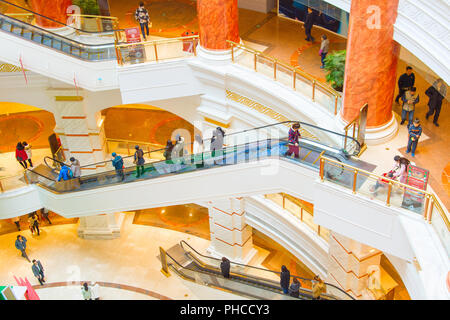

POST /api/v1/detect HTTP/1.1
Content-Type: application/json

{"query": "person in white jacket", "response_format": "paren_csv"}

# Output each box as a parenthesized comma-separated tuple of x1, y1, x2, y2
(69, 157, 81, 178)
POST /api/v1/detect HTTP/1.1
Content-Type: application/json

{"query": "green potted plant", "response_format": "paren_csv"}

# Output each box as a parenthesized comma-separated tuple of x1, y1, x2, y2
(324, 50, 346, 92)
(73, 0, 101, 32)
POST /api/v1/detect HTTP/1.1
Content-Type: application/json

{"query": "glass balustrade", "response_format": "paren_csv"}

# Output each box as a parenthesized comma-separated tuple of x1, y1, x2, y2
(229, 41, 342, 117)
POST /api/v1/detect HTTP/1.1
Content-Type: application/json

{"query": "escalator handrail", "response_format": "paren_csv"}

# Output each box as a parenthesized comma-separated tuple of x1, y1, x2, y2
(49, 119, 360, 173)
(180, 240, 355, 300)
(0, 13, 121, 50)
(0, 0, 125, 36)
(164, 249, 310, 300)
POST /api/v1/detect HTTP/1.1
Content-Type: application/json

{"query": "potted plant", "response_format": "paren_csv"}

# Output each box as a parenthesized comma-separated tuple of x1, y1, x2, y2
(73, 0, 101, 32)
(324, 50, 346, 92)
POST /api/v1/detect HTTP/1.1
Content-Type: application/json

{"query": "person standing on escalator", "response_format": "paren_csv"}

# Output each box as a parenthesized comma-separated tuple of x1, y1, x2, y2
(134, 145, 145, 178)
(284, 122, 301, 159)
(280, 265, 290, 294)
(69, 157, 81, 179)
(112, 152, 125, 181)
(220, 257, 231, 279)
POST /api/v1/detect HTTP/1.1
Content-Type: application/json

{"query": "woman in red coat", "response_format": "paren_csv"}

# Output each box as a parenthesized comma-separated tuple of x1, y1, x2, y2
(15, 142, 28, 169)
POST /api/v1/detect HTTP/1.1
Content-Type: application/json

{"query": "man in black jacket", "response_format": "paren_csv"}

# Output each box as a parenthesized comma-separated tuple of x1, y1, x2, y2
(425, 78, 447, 127)
(303, 7, 316, 42)
(395, 66, 415, 104)
(220, 257, 231, 278)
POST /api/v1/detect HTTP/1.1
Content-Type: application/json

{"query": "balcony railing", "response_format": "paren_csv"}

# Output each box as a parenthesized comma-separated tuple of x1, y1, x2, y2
(115, 35, 199, 66)
(319, 156, 450, 256)
(227, 40, 342, 116)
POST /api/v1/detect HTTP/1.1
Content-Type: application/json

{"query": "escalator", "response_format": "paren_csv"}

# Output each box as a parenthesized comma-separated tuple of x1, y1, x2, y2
(0, 0, 121, 61)
(161, 240, 355, 300)
(26, 121, 364, 194)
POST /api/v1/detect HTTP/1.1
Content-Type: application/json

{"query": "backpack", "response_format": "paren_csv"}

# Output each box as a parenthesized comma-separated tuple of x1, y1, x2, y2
(137, 149, 144, 159)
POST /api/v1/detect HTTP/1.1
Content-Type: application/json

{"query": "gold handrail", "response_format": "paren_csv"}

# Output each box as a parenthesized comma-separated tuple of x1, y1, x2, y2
(227, 40, 341, 99)
(320, 156, 450, 231)
(67, 14, 119, 21)
(115, 35, 199, 48)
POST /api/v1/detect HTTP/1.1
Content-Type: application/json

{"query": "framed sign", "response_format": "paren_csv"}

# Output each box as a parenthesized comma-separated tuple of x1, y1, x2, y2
(124, 27, 141, 43)
(401, 165, 429, 213)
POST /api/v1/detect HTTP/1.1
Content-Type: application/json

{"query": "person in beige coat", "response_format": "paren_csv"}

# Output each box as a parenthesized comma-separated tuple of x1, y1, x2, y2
(312, 275, 326, 300)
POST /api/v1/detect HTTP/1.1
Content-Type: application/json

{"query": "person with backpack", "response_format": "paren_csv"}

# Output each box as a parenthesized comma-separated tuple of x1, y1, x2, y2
(163, 140, 174, 161)
(15, 142, 28, 169)
(135, 1, 150, 40)
(57, 165, 73, 181)
(111, 152, 125, 181)
(134, 145, 145, 178)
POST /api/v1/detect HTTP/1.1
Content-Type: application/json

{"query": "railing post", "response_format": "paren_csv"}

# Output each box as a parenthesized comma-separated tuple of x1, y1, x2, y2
(254, 53, 257, 71)
(319, 158, 324, 181)
(312, 80, 316, 101)
(193, 38, 197, 56)
(159, 247, 171, 277)
(352, 170, 358, 194)
(23, 170, 30, 185)
(334, 95, 338, 115)
(427, 197, 434, 222)
(231, 44, 234, 62)
(273, 60, 277, 80)
(154, 43, 158, 61)
(423, 195, 430, 221)
(352, 122, 356, 139)
(344, 129, 348, 150)
(0, 180, 4, 193)
(292, 70, 296, 90)
(96, 17, 102, 32)
(386, 182, 392, 206)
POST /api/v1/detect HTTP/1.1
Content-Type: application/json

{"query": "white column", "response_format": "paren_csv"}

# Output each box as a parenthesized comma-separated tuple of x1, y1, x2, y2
(326, 231, 382, 299)
(77, 212, 125, 239)
(50, 90, 106, 173)
(207, 198, 257, 264)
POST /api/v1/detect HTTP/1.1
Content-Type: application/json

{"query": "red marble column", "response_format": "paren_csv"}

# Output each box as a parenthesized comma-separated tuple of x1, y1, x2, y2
(30, 0, 72, 28)
(341, 0, 400, 127)
(197, 0, 239, 50)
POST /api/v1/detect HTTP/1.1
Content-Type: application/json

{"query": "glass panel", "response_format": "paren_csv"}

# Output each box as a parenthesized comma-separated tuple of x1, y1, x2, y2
(0, 174, 28, 192)
(430, 205, 450, 257)
(276, 63, 294, 89)
(256, 55, 275, 79)
(284, 196, 302, 220)
(314, 84, 336, 115)
(319, 226, 330, 241)
(265, 193, 284, 208)
(302, 209, 319, 233)
(294, 72, 313, 99)
(234, 48, 255, 71)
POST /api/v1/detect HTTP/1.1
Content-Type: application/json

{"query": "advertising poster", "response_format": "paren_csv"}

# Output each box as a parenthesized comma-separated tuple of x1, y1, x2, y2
(401, 165, 429, 213)
(123, 27, 145, 64)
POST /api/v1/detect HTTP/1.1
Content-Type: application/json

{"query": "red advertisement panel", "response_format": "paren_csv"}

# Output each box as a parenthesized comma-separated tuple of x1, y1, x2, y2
(125, 27, 141, 43)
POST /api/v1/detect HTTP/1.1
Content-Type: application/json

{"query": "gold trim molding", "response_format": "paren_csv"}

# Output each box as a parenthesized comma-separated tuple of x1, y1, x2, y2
(204, 117, 230, 129)
(0, 63, 25, 73)
(55, 96, 84, 101)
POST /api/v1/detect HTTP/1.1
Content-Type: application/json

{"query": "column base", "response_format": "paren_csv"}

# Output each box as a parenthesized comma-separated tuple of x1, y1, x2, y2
(336, 112, 398, 146)
(197, 41, 244, 65)
(77, 213, 125, 240)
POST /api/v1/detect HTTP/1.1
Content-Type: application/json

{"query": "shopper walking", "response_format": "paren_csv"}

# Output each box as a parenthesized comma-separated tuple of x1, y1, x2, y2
(31, 259, 45, 285)
(28, 212, 40, 236)
(288, 277, 301, 298)
(400, 87, 419, 126)
(69, 157, 81, 179)
(280, 265, 290, 294)
(111, 152, 125, 181)
(284, 122, 302, 159)
(135, 2, 150, 40)
(12, 216, 21, 231)
(395, 66, 415, 104)
(220, 257, 231, 279)
(15, 235, 30, 262)
(15, 142, 28, 169)
(425, 78, 447, 127)
(134, 145, 145, 178)
(406, 118, 422, 157)
(163, 140, 174, 161)
(81, 282, 93, 300)
(312, 275, 326, 300)
(22, 142, 33, 168)
(319, 34, 329, 69)
(40, 208, 52, 225)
